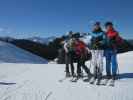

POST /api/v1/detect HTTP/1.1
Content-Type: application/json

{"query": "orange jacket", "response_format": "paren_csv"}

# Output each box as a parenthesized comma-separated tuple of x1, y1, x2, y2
(75, 40, 87, 57)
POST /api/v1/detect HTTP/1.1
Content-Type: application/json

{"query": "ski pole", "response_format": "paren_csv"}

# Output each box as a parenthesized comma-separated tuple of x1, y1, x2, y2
(117, 65, 120, 80)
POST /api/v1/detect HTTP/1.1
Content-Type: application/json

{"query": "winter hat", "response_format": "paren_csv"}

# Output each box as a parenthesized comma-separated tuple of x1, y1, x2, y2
(93, 22, 103, 33)
(105, 22, 113, 27)
(94, 22, 101, 26)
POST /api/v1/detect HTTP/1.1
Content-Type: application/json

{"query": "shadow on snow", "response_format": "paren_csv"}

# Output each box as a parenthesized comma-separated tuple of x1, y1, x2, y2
(119, 73, 133, 79)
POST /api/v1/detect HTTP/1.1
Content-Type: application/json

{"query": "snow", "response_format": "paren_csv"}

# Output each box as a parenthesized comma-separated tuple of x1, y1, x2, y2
(81, 35, 92, 45)
(27, 36, 56, 44)
(0, 51, 133, 100)
(0, 41, 47, 64)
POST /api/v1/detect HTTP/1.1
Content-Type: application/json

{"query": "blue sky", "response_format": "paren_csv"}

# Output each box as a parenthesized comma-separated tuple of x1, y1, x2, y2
(0, 0, 133, 39)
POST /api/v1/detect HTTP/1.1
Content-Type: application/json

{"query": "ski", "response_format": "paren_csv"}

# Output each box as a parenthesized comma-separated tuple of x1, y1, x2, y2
(70, 79, 78, 82)
(70, 77, 80, 83)
(58, 77, 70, 83)
(83, 75, 92, 82)
(89, 77, 96, 84)
(101, 78, 110, 86)
(58, 77, 67, 83)
(83, 77, 91, 82)
(58, 73, 75, 83)
(108, 79, 115, 87)
(96, 78, 102, 85)
(0, 82, 16, 85)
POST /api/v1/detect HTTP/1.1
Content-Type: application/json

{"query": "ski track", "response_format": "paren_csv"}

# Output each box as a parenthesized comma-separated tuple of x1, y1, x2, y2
(0, 51, 133, 100)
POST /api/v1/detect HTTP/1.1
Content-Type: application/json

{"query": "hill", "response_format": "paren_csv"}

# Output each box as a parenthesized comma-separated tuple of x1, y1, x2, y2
(0, 41, 47, 64)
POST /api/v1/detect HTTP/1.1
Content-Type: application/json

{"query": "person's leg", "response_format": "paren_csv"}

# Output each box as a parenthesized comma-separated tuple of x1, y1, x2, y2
(105, 50, 111, 77)
(77, 59, 82, 77)
(70, 61, 75, 76)
(95, 51, 103, 85)
(91, 50, 98, 78)
(70, 52, 75, 76)
(65, 53, 70, 77)
(111, 50, 118, 79)
(81, 59, 91, 76)
(97, 50, 104, 79)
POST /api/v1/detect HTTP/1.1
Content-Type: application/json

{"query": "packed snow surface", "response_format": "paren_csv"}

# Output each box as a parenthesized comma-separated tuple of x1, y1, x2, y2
(0, 41, 47, 64)
(0, 51, 133, 100)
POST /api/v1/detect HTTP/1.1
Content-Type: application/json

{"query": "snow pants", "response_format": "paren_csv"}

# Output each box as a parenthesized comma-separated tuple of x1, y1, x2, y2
(77, 57, 90, 77)
(91, 50, 104, 78)
(105, 50, 118, 76)
(65, 52, 75, 76)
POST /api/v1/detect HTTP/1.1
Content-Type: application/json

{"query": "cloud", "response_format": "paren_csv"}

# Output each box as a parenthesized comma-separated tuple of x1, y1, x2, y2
(0, 27, 12, 34)
(0, 27, 13, 37)
(0, 28, 5, 32)
(89, 20, 95, 24)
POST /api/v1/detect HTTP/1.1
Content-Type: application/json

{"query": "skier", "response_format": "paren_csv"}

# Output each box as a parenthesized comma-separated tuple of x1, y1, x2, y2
(104, 22, 123, 80)
(89, 22, 106, 84)
(64, 31, 76, 77)
(74, 37, 91, 79)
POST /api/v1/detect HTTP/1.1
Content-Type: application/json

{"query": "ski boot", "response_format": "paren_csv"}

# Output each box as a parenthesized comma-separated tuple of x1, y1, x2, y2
(106, 74, 112, 79)
(112, 74, 118, 80)
(66, 72, 71, 78)
(72, 73, 77, 78)
(96, 73, 102, 85)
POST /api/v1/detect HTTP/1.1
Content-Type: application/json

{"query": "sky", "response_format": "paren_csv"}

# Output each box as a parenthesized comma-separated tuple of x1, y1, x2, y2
(0, 0, 133, 39)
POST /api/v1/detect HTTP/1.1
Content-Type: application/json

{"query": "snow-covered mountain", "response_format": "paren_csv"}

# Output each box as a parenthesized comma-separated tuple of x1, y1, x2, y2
(0, 51, 133, 100)
(26, 33, 92, 45)
(0, 36, 15, 42)
(27, 36, 56, 44)
(80, 33, 92, 45)
(0, 41, 47, 63)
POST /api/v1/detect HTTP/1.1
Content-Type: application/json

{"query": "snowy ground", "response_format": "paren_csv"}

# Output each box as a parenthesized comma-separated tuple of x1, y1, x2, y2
(0, 51, 133, 100)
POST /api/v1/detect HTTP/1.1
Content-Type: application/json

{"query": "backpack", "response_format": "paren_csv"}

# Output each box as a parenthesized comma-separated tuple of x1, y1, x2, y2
(75, 40, 92, 61)
(107, 32, 124, 49)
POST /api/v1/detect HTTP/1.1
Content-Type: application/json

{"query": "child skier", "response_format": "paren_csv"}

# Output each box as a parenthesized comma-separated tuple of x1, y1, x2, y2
(64, 31, 76, 77)
(74, 37, 91, 79)
(90, 22, 106, 85)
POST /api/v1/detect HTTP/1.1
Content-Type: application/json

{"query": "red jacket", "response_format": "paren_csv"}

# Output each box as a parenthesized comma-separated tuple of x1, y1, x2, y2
(106, 28, 118, 39)
(106, 28, 123, 48)
(75, 40, 87, 57)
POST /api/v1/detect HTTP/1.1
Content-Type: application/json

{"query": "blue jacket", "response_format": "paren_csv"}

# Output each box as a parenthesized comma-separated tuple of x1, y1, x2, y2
(90, 31, 106, 50)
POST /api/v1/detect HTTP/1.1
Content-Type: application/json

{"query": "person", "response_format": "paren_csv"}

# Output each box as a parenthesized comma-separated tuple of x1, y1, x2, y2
(74, 37, 91, 79)
(64, 31, 76, 77)
(90, 22, 106, 84)
(104, 22, 122, 80)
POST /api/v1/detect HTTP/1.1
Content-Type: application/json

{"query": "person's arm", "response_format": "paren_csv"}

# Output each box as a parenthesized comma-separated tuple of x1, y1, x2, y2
(90, 32, 103, 38)
(100, 32, 107, 44)
(86, 47, 91, 53)
(64, 43, 69, 53)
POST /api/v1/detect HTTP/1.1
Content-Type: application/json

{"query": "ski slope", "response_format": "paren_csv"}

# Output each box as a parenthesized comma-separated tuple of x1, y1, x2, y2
(0, 51, 133, 100)
(0, 41, 47, 64)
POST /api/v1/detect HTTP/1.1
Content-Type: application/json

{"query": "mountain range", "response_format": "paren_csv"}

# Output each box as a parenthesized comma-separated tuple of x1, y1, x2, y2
(0, 34, 133, 63)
